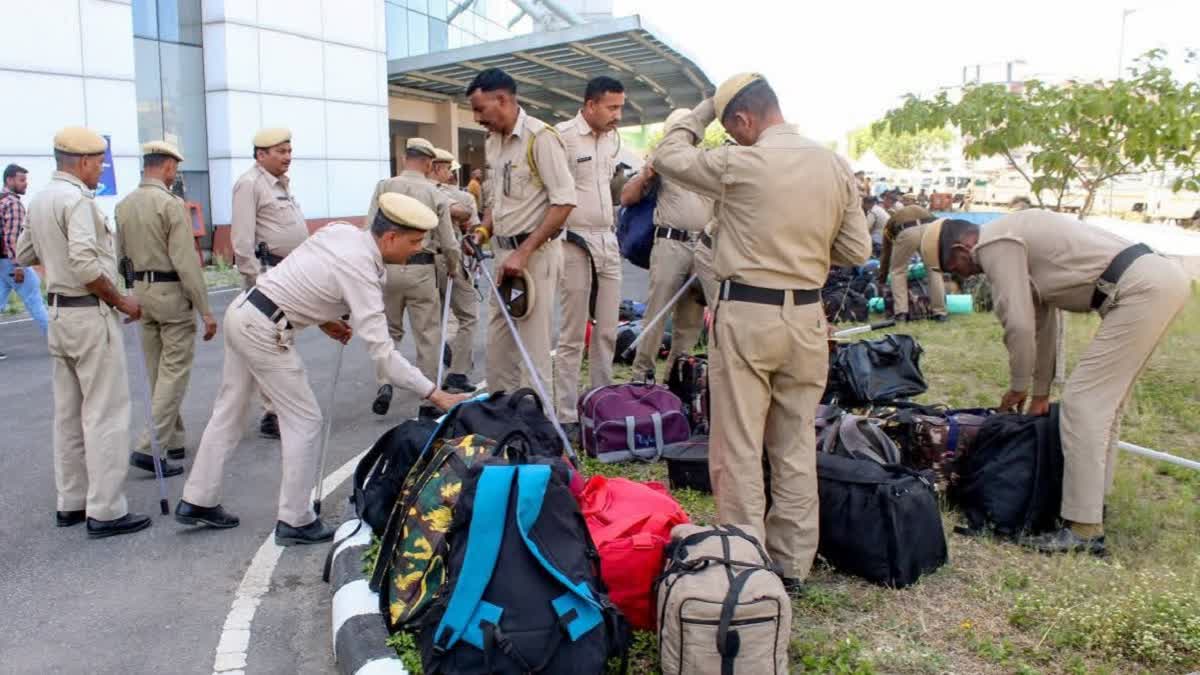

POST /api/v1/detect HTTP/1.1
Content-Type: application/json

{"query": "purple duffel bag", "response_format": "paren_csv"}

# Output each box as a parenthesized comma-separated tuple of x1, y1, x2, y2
(578, 384, 691, 463)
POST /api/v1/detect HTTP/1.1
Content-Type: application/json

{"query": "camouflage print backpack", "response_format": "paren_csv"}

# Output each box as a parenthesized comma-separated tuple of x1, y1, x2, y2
(369, 433, 517, 632)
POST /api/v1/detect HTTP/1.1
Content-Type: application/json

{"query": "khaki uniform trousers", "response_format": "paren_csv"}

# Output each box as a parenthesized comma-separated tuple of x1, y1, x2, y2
(554, 230, 622, 423)
(1059, 256, 1190, 524)
(240, 276, 275, 416)
(632, 237, 706, 376)
(48, 304, 132, 521)
(182, 295, 323, 527)
(134, 281, 196, 451)
(436, 256, 479, 378)
(381, 261, 441, 381)
(693, 238, 720, 309)
(486, 239, 562, 397)
(709, 298, 828, 579)
(889, 226, 946, 316)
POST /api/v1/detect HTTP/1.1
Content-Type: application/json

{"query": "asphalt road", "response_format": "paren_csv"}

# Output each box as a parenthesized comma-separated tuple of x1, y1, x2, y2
(0, 262, 650, 674)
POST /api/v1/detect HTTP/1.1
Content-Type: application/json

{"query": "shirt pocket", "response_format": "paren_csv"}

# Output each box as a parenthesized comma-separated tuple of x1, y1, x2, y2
(506, 162, 535, 201)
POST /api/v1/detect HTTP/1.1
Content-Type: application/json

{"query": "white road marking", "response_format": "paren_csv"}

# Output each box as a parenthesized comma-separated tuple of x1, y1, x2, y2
(0, 286, 240, 326)
(211, 446, 368, 675)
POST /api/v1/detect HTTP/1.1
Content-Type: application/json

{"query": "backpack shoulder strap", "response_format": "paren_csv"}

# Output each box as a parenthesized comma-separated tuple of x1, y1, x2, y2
(433, 465, 517, 652)
(514, 464, 604, 641)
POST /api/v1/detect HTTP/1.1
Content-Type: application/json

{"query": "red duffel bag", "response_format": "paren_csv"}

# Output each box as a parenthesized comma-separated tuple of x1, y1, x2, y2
(578, 475, 690, 631)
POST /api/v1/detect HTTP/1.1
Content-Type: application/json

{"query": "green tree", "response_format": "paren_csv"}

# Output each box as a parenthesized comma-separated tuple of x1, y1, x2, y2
(643, 121, 731, 151)
(876, 50, 1200, 218)
(847, 125, 952, 169)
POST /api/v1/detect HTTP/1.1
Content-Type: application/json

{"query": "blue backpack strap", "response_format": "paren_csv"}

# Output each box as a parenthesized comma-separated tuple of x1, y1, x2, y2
(946, 415, 961, 454)
(514, 465, 603, 641)
(433, 464, 515, 652)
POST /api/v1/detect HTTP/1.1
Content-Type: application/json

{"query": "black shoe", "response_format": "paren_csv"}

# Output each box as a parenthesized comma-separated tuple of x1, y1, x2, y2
(275, 518, 336, 546)
(442, 373, 475, 394)
(372, 384, 393, 415)
(894, 312, 910, 323)
(782, 577, 806, 598)
(166, 447, 186, 460)
(260, 412, 280, 439)
(418, 404, 441, 420)
(56, 510, 86, 527)
(1020, 526, 1107, 557)
(561, 422, 581, 446)
(86, 513, 152, 539)
(175, 500, 240, 529)
(641, 369, 656, 384)
(931, 314, 948, 323)
(129, 452, 184, 477)
(0, 351, 7, 360)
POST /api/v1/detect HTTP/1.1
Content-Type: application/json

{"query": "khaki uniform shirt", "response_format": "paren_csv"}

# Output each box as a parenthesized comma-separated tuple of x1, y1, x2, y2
(15, 171, 118, 296)
(440, 184, 481, 229)
(255, 222, 435, 396)
(653, 103, 871, 289)
(365, 170, 459, 266)
(557, 112, 618, 230)
(231, 164, 308, 284)
(115, 179, 211, 316)
(879, 205, 935, 273)
(973, 210, 1131, 396)
(651, 164, 712, 233)
(484, 107, 576, 238)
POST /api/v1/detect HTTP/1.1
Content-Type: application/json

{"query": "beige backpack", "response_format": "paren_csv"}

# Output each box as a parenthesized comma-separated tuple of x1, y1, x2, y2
(656, 524, 791, 675)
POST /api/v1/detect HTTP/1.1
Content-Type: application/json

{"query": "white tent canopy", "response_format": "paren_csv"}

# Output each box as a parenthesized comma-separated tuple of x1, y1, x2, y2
(855, 150, 892, 174)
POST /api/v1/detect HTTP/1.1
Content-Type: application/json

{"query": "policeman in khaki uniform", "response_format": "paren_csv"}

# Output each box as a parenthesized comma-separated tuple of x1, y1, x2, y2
(878, 204, 947, 321)
(16, 127, 151, 538)
(232, 127, 309, 438)
(466, 68, 576, 397)
(178, 194, 470, 543)
(364, 138, 461, 415)
(653, 74, 871, 588)
(928, 211, 1191, 555)
(554, 76, 626, 434)
(621, 107, 714, 382)
(116, 141, 217, 471)
(431, 147, 481, 392)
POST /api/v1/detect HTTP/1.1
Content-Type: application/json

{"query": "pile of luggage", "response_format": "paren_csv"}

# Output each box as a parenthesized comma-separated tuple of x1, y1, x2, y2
(822, 262, 936, 324)
(337, 331, 1069, 673)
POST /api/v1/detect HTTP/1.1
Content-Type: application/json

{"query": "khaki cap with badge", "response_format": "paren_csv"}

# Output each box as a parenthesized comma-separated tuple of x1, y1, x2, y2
(377, 192, 437, 231)
(714, 72, 766, 122)
(253, 127, 292, 149)
(141, 140, 185, 162)
(406, 137, 436, 158)
(433, 148, 462, 174)
(54, 126, 107, 155)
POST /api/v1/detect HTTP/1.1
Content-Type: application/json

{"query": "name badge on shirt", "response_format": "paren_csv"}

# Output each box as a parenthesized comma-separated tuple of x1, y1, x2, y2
(576, 155, 593, 164)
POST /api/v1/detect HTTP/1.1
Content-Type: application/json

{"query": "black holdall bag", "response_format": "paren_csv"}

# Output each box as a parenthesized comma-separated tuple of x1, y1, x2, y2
(661, 437, 713, 493)
(953, 406, 1064, 538)
(824, 334, 927, 406)
(435, 388, 564, 458)
(353, 418, 439, 535)
(816, 452, 948, 588)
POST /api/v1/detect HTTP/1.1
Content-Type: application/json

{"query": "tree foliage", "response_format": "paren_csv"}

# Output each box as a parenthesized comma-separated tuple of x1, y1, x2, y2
(847, 125, 952, 170)
(876, 50, 1200, 218)
(645, 121, 731, 151)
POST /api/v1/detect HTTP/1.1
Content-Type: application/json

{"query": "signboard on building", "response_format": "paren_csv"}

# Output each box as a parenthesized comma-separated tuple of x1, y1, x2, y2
(96, 135, 117, 196)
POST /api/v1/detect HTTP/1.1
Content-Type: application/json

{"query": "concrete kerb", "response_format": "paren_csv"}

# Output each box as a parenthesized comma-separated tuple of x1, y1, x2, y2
(328, 516, 407, 675)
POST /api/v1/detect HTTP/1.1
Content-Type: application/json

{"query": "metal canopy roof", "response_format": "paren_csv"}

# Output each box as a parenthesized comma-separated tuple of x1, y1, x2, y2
(387, 15, 713, 126)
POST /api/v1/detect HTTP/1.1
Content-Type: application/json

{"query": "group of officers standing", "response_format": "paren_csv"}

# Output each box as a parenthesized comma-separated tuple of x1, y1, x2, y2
(15, 65, 1190, 571)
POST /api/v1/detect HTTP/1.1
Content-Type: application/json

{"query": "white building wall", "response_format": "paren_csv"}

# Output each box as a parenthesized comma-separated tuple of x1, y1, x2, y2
(202, 0, 390, 225)
(0, 0, 141, 220)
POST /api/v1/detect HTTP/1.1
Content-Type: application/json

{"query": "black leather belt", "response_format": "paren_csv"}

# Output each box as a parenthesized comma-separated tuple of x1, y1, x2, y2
(699, 233, 713, 249)
(655, 226, 690, 242)
(493, 232, 532, 250)
(1090, 243, 1153, 310)
(246, 288, 292, 328)
(260, 252, 285, 267)
(47, 293, 100, 307)
(134, 270, 180, 282)
(406, 252, 435, 265)
(719, 280, 821, 306)
(894, 221, 921, 233)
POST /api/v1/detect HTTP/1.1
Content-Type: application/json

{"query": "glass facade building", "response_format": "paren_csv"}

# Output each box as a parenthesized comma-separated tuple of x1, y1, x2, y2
(385, 0, 534, 60)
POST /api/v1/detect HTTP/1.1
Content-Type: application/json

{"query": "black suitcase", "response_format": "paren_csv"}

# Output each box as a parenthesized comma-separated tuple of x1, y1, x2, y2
(816, 452, 947, 587)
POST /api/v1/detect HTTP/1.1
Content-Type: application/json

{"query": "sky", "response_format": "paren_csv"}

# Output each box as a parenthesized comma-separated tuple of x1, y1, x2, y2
(611, 0, 1200, 149)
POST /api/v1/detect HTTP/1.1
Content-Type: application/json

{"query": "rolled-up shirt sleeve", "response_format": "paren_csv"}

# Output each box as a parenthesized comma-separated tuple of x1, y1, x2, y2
(977, 240, 1037, 393)
(338, 269, 435, 398)
(65, 199, 105, 285)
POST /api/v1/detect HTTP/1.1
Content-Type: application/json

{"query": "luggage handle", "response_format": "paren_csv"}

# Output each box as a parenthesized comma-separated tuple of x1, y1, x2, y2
(492, 429, 535, 461)
(592, 511, 677, 542)
(505, 387, 546, 414)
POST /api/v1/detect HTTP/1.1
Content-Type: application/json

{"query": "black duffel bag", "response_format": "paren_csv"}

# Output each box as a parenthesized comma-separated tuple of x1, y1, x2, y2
(435, 388, 565, 457)
(952, 407, 1064, 538)
(816, 452, 948, 588)
(824, 334, 927, 406)
(353, 418, 439, 534)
